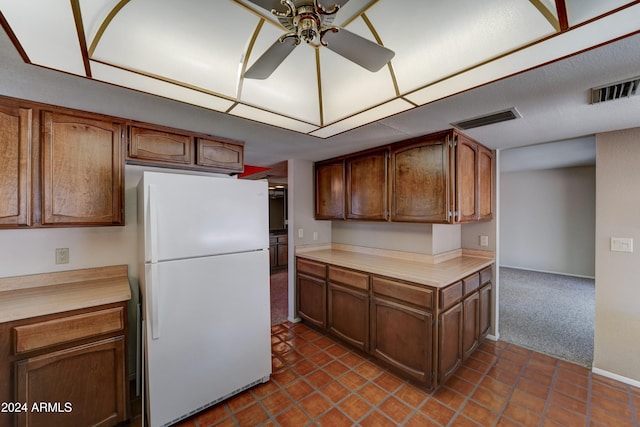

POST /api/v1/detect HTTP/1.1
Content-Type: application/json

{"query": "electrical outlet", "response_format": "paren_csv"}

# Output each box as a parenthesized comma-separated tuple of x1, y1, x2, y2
(313, 231, 318, 241)
(55, 248, 69, 264)
(480, 235, 489, 247)
(298, 228, 304, 238)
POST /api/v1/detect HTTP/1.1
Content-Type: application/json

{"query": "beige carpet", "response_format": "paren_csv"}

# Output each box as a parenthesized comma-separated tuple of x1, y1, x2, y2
(270, 270, 288, 325)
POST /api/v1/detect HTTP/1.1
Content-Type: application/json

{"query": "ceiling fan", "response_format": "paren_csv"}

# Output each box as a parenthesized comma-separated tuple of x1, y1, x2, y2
(244, 0, 395, 79)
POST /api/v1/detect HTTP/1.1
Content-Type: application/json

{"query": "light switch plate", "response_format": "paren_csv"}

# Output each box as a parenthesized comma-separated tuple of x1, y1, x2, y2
(611, 237, 633, 252)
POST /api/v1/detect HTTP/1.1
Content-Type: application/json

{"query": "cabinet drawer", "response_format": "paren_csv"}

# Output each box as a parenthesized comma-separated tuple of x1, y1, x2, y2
(296, 258, 326, 279)
(440, 281, 463, 310)
(328, 266, 369, 291)
(480, 266, 492, 286)
(372, 276, 433, 310)
(13, 307, 125, 354)
(462, 273, 480, 296)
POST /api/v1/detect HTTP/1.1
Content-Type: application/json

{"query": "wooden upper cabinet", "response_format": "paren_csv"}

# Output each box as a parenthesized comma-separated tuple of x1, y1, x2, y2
(41, 111, 124, 226)
(346, 149, 388, 220)
(129, 126, 192, 165)
(0, 103, 32, 227)
(196, 138, 243, 173)
(455, 134, 479, 223)
(478, 145, 494, 221)
(315, 159, 345, 220)
(389, 136, 450, 223)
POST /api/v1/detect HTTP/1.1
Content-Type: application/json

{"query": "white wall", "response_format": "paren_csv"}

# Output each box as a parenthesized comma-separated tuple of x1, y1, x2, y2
(594, 128, 640, 383)
(500, 166, 595, 277)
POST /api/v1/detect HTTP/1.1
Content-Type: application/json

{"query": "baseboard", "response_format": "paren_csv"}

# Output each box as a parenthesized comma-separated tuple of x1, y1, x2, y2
(288, 316, 301, 323)
(486, 333, 499, 342)
(500, 265, 595, 280)
(592, 367, 640, 388)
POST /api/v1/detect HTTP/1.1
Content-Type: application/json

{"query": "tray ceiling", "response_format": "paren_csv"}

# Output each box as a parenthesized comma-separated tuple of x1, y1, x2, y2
(0, 0, 638, 138)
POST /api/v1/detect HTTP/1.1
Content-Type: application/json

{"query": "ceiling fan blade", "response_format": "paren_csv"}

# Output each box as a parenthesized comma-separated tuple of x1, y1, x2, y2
(322, 28, 394, 72)
(245, 38, 299, 79)
(244, 0, 287, 14)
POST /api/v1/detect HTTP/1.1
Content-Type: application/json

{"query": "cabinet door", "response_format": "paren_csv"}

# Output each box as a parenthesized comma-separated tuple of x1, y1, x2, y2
(478, 145, 493, 221)
(479, 283, 492, 339)
(346, 149, 388, 220)
(370, 297, 433, 386)
(15, 336, 127, 427)
(276, 241, 288, 267)
(389, 138, 450, 222)
(439, 302, 463, 384)
(42, 111, 123, 225)
(0, 104, 31, 227)
(296, 273, 326, 329)
(315, 160, 345, 219)
(327, 283, 369, 351)
(462, 292, 480, 360)
(129, 126, 192, 165)
(196, 138, 243, 173)
(455, 135, 479, 222)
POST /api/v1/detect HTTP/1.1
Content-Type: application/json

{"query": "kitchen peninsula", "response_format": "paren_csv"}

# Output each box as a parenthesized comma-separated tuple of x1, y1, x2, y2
(296, 244, 494, 389)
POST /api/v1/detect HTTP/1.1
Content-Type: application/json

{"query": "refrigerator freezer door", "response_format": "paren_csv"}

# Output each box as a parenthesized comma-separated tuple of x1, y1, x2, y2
(141, 172, 269, 262)
(144, 250, 271, 427)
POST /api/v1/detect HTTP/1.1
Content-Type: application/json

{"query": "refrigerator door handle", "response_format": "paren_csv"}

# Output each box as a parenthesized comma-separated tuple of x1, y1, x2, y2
(149, 263, 161, 340)
(148, 184, 159, 264)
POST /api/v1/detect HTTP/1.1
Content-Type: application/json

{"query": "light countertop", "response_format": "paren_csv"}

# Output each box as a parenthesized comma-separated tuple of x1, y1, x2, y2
(0, 265, 132, 323)
(296, 245, 494, 288)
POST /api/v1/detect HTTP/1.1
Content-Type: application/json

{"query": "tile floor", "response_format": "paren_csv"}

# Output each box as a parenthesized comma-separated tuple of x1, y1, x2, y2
(142, 322, 640, 427)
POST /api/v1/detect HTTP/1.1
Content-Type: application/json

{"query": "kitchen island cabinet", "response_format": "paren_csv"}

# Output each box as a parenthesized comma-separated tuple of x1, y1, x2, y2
(295, 246, 494, 389)
(0, 265, 131, 427)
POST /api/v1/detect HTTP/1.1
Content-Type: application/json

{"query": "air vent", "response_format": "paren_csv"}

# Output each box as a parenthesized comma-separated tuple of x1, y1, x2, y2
(451, 108, 520, 130)
(591, 77, 640, 104)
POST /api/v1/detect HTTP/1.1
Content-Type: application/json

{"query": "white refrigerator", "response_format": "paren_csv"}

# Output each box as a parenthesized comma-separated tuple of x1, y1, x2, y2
(137, 171, 272, 427)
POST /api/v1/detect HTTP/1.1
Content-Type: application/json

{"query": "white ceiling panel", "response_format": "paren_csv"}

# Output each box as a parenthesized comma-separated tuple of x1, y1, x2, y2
(565, 0, 634, 26)
(368, 0, 555, 95)
(0, 0, 85, 75)
(241, 24, 321, 124)
(91, 61, 236, 112)
(90, 0, 259, 97)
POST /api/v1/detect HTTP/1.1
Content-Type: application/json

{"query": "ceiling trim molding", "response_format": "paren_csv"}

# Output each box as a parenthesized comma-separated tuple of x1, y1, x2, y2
(0, 11, 29, 63)
(315, 47, 324, 127)
(70, 0, 91, 78)
(529, 0, 560, 32)
(361, 12, 399, 97)
(237, 18, 265, 101)
(88, 0, 131, 57)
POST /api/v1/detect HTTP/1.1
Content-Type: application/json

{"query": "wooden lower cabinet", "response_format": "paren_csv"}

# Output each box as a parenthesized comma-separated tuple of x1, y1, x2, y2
(297, 273, 326, 329)
(15, 337, 126, 427)
(0, 302, 128, 427)
(462, 291, 480, 360)
(371, 297, 433, 386)
(295, 256, 493, 389)
(438, 302, 463, 384)
(327, 283, 369, 351)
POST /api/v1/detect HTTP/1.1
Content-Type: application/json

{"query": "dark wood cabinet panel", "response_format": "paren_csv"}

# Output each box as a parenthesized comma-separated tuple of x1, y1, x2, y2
(129, 126, 192, 165)
(462, 292, 480, 360)
(439, 302, 463, 384)
(346, 149, 388, 220)
(41, 111, 124, 226)
(15, 337, 126, 427)
(315, 160, 345, 219)
(296, 273, 326, 329)
(479, 283, 492, 338)
(478, 145, 494, 221)
(0, 103, 32, 227)
(327, 283, 369, 351)
(389, 137, 450, 222)
(455, 135, 479, 223)
(371, 297, 433, 386)
(196, 138, 243, 173)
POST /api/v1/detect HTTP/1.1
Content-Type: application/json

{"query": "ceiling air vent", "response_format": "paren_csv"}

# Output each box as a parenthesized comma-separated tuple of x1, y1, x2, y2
(591, 77, 640, 104)
(451, 108, 520, 130)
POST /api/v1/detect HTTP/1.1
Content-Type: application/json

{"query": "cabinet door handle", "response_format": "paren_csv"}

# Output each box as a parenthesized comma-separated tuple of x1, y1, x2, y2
(148, 263, 160, 340)
(148, 184, 159, 263)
